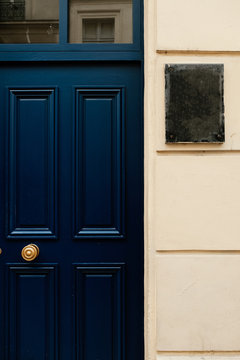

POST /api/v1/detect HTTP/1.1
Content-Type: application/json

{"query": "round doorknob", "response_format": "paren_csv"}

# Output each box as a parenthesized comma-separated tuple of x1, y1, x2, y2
(21, 244, 39, 262)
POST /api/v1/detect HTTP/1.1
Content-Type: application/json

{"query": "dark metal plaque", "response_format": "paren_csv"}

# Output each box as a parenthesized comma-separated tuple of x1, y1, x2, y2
(165, 64, 224, 143)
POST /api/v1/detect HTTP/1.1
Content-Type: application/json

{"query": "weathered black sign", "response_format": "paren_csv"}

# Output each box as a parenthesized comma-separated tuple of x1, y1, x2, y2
(165, 64, 224, 143)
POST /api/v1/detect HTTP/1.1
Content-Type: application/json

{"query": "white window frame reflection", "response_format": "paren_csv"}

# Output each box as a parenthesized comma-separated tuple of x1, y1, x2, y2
(82, 17, 115, 43)
(70, 11, 120, 43)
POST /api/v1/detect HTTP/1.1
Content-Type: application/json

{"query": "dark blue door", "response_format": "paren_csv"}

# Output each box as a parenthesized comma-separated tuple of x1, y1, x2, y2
(0, 61, 143, 360)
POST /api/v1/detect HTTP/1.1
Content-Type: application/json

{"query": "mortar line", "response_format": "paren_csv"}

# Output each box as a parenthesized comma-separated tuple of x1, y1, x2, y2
(156, 150, 240, 156)
(156, 250, 240, 255)
(156, 351, 240, 355)
(157, 50, 240, 56)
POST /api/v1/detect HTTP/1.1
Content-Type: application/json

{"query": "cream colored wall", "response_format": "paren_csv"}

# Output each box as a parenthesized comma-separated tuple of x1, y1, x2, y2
(145, 1, 240, 360)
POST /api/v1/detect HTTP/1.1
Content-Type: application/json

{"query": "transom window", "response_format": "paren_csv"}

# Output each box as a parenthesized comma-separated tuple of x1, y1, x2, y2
(0, 0, 133, 44)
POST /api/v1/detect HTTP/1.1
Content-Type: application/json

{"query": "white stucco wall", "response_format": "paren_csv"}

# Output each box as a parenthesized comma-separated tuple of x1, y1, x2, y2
(145, 1, 240, 359)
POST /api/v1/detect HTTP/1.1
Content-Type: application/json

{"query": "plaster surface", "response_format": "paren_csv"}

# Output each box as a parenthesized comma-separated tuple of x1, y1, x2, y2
(156, 255, 240, 351)
(154, 155, 240, 250)
(157, 0, 240, 51)
(144, 0, 240, 359)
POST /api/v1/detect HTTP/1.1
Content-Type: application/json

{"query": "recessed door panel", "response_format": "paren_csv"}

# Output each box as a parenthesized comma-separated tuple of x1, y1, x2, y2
(74, 88, 125, 239)
(6, 265, 58, 360)
(7, 89, 58, 239)
(74, 264, 124, 360)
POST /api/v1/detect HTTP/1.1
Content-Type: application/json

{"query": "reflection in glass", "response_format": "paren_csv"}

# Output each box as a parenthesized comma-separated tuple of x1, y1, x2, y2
(69, 0, 133, 44)
(0, 0, 59, 43)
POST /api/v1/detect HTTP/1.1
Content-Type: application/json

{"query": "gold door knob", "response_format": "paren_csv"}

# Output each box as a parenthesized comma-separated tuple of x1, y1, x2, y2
(21, 244, 39, 262)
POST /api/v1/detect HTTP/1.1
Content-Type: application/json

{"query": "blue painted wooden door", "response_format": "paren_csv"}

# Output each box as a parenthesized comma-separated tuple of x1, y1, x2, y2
(0, 62, 143, 360)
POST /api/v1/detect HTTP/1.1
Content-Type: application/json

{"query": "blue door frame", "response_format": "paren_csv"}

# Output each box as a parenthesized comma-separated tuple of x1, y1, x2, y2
(0, 1, 144, 359)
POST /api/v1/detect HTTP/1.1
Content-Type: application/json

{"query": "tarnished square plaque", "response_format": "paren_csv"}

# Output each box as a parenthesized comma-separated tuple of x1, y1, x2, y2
(165, 64, 224, 143)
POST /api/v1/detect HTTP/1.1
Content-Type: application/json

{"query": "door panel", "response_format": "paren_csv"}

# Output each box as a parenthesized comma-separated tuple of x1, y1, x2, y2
(6, 265, 58, 360)
(74, 88, 125, 238)
(0, 62, 143, 360)
(74, 264, 124, 360)
(7, 89, 58, 239)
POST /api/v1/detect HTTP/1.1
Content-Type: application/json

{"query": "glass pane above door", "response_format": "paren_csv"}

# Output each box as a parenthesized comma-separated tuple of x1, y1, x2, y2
(0, 0, 59, 43)
(69, 0, 133, 43)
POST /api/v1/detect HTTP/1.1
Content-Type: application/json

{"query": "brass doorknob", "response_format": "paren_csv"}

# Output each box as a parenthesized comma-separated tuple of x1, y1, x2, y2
(21, 244, 39, 262)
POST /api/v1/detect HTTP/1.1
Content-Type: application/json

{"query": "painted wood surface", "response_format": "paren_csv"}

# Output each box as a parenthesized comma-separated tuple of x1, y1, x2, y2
(0, 62, 143, 360)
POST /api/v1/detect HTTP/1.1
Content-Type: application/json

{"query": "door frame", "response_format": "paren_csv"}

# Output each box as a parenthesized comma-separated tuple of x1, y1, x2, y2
(0, 0, 144, 358)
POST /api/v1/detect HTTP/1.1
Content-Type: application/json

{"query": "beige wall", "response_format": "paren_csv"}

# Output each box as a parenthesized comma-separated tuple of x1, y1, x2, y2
(145, 1, 240, 359)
